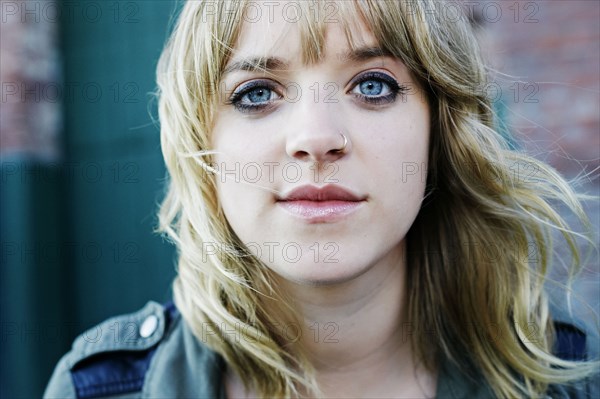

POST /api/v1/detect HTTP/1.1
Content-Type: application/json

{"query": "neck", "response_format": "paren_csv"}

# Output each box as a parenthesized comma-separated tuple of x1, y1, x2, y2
(275, 241, 436, 398)
(287, 243, 406, 367)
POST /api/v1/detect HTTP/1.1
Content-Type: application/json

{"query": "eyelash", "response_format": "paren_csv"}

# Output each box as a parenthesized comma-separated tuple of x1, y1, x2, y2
(225, 72, 407, 114)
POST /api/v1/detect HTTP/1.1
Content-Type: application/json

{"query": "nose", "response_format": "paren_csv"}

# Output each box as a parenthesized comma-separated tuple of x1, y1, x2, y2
(285, 102, 350, 163)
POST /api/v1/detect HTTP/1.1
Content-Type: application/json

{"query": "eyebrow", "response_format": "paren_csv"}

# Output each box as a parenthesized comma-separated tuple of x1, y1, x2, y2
(222, 46, 395, 75)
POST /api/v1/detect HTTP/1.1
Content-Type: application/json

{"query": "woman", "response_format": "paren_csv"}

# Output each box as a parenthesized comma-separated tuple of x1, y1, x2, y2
(45, 1, 598, 398)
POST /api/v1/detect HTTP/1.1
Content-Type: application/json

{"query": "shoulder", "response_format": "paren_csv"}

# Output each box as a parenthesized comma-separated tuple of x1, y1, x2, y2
(43, 301, 225, 399)
(44, 301, 175, 399)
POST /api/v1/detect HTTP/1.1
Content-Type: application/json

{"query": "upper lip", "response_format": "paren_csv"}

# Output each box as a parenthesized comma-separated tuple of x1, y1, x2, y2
(276, 184, 367, 202)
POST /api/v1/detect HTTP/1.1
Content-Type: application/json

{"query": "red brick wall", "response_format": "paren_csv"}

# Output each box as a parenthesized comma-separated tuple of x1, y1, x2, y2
(0, 1, 61, 161)
(468, 0, 598, 319)
(475, 0, 599, 178)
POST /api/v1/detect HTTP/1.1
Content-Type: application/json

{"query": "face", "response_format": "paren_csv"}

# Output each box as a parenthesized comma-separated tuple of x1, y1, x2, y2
(211, 1, 430, 285)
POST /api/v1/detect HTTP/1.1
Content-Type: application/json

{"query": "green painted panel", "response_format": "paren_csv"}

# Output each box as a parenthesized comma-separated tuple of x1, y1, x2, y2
(1, 162, 69, 398)
(60, 0, 178, 330)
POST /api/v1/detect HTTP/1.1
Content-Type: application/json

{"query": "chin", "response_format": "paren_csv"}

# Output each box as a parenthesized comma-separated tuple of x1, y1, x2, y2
(266, 256, 375, 287)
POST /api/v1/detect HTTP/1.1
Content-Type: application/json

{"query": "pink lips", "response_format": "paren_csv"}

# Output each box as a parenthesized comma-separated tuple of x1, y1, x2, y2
(276, 185, 367, 223)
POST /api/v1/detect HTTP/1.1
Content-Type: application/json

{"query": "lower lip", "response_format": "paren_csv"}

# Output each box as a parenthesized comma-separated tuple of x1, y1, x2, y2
(276, 200, 364, 223)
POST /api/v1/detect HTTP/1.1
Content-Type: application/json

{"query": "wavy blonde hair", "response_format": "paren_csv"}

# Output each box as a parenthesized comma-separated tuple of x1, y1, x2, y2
(156, 0, 598, 397)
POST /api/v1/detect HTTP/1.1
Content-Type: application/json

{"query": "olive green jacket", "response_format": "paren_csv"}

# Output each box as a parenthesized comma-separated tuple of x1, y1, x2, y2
(44, 301, 598, 398)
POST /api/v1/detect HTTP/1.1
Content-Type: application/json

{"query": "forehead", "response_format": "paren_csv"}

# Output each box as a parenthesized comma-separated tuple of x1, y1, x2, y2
(230, 0, 378, 66)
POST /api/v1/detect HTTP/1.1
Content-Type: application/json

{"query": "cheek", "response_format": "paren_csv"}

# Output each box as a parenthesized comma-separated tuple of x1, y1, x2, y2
(212, 121, 251, 230)
(212, 116, 286, 188)
(212, 122, 279, 236)
(355, 106, 430, 215)
(358, 108, 430, 180)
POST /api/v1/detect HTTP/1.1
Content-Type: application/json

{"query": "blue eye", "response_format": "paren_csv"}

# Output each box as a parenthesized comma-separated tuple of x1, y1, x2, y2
(351, 72, 407, 105)
(246, 87, 273, 103)
(359, 80, 384, 96)
(227, 80, 280, 113)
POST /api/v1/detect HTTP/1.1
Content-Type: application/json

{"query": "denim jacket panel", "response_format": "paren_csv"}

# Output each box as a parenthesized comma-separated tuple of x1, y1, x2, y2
(44, 300, 598, 399)
(43, 301, 223, 399)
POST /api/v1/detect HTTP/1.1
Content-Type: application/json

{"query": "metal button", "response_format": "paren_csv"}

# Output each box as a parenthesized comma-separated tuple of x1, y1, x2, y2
(139, 314, 158, 338)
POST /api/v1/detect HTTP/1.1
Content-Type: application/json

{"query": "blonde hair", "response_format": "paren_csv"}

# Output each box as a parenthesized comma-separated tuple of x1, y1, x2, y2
(155, 0, 598, 397)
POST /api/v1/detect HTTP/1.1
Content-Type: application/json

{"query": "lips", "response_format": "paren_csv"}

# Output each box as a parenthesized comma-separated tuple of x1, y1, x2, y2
(276, 185, 367, 223)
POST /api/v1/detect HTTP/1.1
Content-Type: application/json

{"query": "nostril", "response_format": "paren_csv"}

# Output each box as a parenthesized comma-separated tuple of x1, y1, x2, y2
(294, 150, 310, 160)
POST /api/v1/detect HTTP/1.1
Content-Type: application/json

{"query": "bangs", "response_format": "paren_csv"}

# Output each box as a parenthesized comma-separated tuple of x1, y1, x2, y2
(225, 0, 412, 73)
(293, 0, 410, 66)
